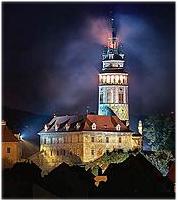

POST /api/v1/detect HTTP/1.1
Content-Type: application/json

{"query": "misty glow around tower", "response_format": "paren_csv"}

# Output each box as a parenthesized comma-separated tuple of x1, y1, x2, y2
(98, 17, 129, 125)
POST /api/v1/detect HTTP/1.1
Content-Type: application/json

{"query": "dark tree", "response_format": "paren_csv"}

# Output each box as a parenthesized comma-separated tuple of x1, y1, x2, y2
(143, 113, 175, 152)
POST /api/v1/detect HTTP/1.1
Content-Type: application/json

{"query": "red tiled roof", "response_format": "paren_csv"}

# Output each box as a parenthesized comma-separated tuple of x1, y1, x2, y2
(83, 114, 128, 131)
(2, 125, 19, 142)
(40, 114, 131, 133)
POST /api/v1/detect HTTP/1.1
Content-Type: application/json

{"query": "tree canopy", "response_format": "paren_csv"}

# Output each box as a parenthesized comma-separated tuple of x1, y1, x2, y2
(143, 113, 175, 152)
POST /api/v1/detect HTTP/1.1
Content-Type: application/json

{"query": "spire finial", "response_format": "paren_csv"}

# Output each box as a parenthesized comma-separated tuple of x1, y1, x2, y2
(109, 10, 117, 38)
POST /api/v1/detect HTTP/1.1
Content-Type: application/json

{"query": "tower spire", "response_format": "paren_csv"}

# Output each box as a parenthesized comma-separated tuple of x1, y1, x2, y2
(109, 10, 117, 39)
(107, 11, 118, 50)
(111, 17, 117, 39)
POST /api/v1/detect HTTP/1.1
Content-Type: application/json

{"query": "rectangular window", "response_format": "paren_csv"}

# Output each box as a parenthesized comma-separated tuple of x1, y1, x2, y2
(7, 147, 10, 153)
(50, 138, 52, 144)
(57, 150, 59, 156)
(119, 137, 122, 143)
(91, 149, 94, 156)
(119, 93, 124, 103)
(44, 138, 46, 144)
(100, 93, 103, 103)
(91, 137, 94, 142)
(50, 150, 53, 156)
(106, 137, 109, 143)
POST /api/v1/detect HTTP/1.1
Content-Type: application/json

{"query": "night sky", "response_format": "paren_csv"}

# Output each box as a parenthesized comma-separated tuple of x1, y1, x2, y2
(2, 2, 175, 117)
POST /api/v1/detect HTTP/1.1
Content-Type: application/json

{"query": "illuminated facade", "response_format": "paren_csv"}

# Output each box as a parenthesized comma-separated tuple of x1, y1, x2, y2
(38, 114, 142, 165)
(98, 18, 129, 124)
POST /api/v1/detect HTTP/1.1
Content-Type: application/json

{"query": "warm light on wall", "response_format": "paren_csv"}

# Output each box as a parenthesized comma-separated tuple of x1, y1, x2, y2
(100, 74, 128, 85)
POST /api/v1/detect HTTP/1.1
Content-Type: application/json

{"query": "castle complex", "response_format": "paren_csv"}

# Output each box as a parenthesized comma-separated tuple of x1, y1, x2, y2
(37, 17, 142, 164)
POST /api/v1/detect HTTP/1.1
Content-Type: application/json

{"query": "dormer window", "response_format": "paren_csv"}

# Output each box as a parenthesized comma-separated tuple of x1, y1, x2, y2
(76, 122, 80, 130)
(116, 124, 121, 131)
(44, 124, 48, 132)
(65, 123, 70, 131)
(55, 123, 58, 131)
(91, 123, 96, 130)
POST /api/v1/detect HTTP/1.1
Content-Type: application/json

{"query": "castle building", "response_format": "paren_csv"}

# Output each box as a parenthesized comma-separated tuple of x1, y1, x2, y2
(38, 114, 141, 163)
(2, 120, 22, 168)
(37, 17, 142, 165)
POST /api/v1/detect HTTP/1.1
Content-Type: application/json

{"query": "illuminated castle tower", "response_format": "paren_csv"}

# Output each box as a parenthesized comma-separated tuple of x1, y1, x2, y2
(98, 18, 129, 124)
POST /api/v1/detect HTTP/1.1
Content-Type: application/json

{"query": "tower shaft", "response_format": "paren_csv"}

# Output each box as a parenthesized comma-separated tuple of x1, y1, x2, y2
(98, 17, 129, 124)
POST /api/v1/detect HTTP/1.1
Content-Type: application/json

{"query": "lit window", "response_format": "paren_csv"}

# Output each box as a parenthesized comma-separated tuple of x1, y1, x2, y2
(116, 124, 121, 131)
(91, 123, 96, 130)
(120, 75, 123, 84)
(76, 122, 80, 130)
(55, 124, 58, 131)
(44, 124, 48, 132)
(91, 137, 94, 142)
(103, 75, 106, 84)
(107, 75, 110, 84)
(65, 123, 70, 131)
(99, 75, 103, 84)
(119, 137, 122, 143)
(7, 147, 10, 153)
(111, 75, 114, 84)
(115, 75, 119, 84)
(91, 149, 95, 156)
(106, 137, 109, 143)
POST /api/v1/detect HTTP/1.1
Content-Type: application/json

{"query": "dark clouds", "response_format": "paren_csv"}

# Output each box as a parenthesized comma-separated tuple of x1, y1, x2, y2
(2, 3, 175, 116)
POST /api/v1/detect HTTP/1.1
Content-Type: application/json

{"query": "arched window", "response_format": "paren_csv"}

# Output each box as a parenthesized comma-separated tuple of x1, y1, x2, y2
(65, 123, 70, 131)
(44, 124, 48, 132)
(91, 123, 97, 130)
(76, 122, 80, 130)
(116, 124, 121, 131)
(55, 123, 58, 131)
